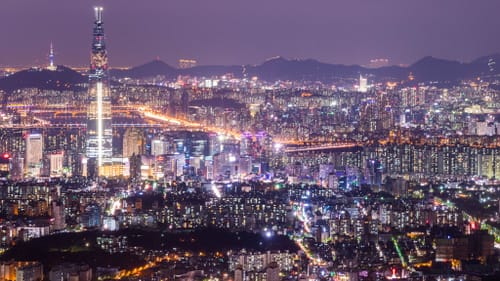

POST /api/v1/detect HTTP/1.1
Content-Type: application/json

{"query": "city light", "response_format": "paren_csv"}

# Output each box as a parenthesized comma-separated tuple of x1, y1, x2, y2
(97, 81, 103, 167)
(0, 3, 499, 281)
(211, 181, 221, 198)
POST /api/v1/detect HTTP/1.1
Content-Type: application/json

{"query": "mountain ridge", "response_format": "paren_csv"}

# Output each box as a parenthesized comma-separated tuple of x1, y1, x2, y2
(109, 54, 500, 83)
(2, 54, 500, 92)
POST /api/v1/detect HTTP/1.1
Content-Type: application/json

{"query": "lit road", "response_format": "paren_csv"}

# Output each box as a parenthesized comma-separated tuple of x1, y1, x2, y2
(138, 107, 304, 145)
(139, 108, 243, 140)
(291, 201, 326, 266)
(109, 252, 209, 280)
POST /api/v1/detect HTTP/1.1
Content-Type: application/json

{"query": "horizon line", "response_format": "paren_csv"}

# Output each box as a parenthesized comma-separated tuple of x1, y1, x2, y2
(1, 52, 500, 71)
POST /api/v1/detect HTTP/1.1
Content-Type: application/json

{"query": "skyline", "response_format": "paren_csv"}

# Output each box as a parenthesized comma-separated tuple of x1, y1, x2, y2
(0, 1, 499, 279)
(1, 0, 500, 67)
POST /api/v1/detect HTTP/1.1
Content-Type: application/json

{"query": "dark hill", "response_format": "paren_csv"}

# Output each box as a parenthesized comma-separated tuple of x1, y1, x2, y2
(5, 54, 500, 88)
(246, 57, 364, 81)
(408, 56, 467, 82)
(109, 55, 500, 84)
(110, 59, 177, 79)
(0, 66, 85, 92)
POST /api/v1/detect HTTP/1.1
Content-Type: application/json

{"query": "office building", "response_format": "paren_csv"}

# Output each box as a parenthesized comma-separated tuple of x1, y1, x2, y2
(26, 133, 43, 178)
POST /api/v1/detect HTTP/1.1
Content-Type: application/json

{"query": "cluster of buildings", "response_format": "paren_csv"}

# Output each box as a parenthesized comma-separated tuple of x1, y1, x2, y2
(0, 5, 498, 281)
(0, 262, 43, 281)
(0, 261, 91, 281)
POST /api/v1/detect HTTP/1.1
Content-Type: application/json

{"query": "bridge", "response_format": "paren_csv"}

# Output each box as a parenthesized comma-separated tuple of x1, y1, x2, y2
(0, 123, 167, 129)
(14, 105, 140, 118)
(284, 143, 361, 153)
(5, 105, 310, 144)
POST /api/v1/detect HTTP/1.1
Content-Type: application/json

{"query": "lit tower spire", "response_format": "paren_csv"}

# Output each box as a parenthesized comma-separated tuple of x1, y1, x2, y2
(47, 42, 56, 71)
(94, 6, 103, 22)
(86, 6, 113, 177)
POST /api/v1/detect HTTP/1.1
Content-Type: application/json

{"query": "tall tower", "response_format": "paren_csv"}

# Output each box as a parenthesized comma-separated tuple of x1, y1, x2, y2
(47, 42, 56, 71)
(86, 6, 112, 177)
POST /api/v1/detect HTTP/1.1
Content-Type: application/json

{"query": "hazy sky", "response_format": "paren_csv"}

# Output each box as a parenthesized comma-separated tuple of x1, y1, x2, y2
(1, 0, 499, 67)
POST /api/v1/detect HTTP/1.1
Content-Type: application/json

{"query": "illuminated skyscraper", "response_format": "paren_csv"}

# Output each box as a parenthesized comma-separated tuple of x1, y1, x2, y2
(86, 7, 112, 176)
(26, 133, 43, 178)
(123, 128, 145, 158)
(359, 75, 368, 93)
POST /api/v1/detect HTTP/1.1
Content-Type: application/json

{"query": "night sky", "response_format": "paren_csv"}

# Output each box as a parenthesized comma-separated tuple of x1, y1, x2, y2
(1, 0, 499, 67)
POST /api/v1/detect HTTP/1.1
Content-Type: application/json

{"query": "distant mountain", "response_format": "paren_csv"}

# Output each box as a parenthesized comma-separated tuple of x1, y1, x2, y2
(471, 53, 500, 65)
(108, 55, 500, 84)
(246, 57, 364, 82)
(110, 60, 177, 79)
(3, 54, 500, 91)
(0, 66, 85, 92)
(371, 65, 407, 81)
(109, 60, 243, 80)
(109, 57, 368, 82)
(408, 56, 468, 82)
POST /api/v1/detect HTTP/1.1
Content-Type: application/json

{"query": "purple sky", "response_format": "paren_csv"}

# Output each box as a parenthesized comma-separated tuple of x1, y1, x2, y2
(1, 0, 500, 67)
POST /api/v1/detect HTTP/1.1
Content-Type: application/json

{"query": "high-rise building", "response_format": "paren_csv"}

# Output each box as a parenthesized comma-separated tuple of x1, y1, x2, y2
(266, 262, 280, 281)
(86, 7, 112, 177)
(16, 262, 43, 281)
(123, 128, 145, 158)
(49, 151, 64, 177)
(359, 75, 368, 93)
(26, 133, 43, 178)
(0, 153, 10, 178)
(234, 265, 243, 281)
(49, 263, 92, 281)
(151, 137, 169, 156)
(51, 200, 66, 231)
